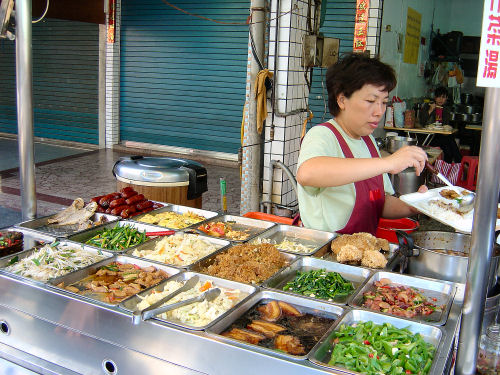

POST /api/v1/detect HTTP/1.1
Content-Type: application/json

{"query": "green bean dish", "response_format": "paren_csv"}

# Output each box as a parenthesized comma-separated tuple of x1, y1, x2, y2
(328, 321, 435, 375)
(85, 224, 147, 251)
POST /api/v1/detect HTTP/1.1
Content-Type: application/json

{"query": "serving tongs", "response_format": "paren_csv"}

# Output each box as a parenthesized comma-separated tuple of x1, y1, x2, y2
(132, 276, 221, 325)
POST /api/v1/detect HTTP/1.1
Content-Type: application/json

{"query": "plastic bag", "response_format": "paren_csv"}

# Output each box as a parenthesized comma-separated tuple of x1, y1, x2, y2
(430, 159, 462, 185)
(392, 96, 406, 128)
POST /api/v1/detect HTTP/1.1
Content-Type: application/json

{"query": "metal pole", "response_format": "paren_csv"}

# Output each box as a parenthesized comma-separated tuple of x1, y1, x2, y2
(455, 87, 500, 375)
(241, 0, 265, 214)
(15, 0, 37, 220)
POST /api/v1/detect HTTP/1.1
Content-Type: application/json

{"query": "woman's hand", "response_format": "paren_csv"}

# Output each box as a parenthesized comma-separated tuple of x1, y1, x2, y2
(384, 146, 428, 176)
(417, 184, 428, 193)
(428, 103, 436, 114)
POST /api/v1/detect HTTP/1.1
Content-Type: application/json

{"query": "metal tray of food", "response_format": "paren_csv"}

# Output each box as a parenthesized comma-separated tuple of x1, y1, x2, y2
(126, 232, 231, 269)
(189, 243, 298, 286)
(119, 271, 257, 330)
(0, 240, 113, 286)
(5, 227, 58, 251)
(48, 255, 181, 307)
(67, 220, 166, 253)
(314, 239, 399, 271)
(249, 224, 335, 256)
(131, 204, 219, 230)
(195, 214, 276, 242)
(308, 308, 444, 375)
(15, 212, 119, 238)
(348, 271, 455, 326)
(206, 289, 345, 361)
(262, 257, 372, 305)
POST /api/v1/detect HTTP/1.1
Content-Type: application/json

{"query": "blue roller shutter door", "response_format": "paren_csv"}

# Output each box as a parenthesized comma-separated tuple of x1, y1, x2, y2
(120, 0, 249, 154)
(0, 19, 99, 144)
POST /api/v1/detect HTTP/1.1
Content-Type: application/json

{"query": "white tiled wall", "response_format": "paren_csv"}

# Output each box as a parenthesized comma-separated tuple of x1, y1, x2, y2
(262, 0, 383, 211)
(105, 0, 121, 148)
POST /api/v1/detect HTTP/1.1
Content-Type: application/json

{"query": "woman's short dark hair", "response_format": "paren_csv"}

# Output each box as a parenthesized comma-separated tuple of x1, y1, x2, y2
(326, 53, 397, 116)
(434, 86, 448, 98)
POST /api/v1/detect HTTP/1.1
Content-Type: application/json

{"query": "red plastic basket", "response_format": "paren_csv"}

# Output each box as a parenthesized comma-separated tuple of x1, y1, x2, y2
(376, 218, 419, 243)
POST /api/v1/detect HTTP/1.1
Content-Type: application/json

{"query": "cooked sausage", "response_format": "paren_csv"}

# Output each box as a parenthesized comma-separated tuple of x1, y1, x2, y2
(110, 205, 128, 215)
(139, 206, 155, 215)
(120, 205, 137, 218)
(125, 194, 145, 205)
(99, 193, 116, 208)
(120, 186, 135, 195)
(91, 195, 106, 203)
(136, 200, 153, 211)
(96, 206, 105, 213)
(121, 190, 138, 199)
(105, 207, 113, 214)
(109, 198, 126, 208)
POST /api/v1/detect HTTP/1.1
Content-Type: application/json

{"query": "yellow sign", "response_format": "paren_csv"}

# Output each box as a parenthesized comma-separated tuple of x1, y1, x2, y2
(403, 7, 421, 64)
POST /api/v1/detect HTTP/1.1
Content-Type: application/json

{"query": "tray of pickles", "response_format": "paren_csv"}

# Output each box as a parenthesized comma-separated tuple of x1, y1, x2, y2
(250, 224, 335, 256)
(196, 215, 275, 242)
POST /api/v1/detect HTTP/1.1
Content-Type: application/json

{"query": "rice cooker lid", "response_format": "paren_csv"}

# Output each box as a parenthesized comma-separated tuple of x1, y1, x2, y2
(113, 156, 204, 184)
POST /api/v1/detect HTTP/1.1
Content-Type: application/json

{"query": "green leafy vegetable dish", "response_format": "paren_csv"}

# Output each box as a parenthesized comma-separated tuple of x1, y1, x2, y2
(283, 269, 354, 301)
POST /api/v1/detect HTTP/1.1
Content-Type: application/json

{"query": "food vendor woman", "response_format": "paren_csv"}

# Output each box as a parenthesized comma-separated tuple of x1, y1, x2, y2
(296, 53, 428, 234)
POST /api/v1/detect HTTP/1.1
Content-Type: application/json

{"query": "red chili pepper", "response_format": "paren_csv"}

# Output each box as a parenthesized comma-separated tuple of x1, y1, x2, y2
(363, 340, 370, 345)
(368, 353, 374, 358)
(405, 371, 412, 374)
(377, 356, 380, 359)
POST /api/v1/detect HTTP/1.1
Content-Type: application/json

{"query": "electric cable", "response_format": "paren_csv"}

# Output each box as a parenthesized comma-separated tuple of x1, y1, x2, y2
(32, 0, 49, 24)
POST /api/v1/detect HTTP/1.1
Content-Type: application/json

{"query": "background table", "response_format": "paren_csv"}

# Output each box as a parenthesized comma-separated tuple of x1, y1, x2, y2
(384, 126, 458, 146)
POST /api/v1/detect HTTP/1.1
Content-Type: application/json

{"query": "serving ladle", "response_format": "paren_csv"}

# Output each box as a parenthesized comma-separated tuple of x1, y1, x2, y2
(456, 192, 476, 213)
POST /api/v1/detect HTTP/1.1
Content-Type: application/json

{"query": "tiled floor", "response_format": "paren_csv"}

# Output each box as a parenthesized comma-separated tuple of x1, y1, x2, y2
(0, 139, 242, 229)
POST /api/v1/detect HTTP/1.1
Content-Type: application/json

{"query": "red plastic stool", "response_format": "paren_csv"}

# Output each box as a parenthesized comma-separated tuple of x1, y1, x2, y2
(457, 156, 479, 191)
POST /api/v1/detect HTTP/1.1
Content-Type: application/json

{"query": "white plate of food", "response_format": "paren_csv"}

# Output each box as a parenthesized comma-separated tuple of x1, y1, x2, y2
(400, 187, 500, 233)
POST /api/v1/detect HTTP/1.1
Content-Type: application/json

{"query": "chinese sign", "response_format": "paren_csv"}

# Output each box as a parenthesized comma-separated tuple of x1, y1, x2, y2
(477, 0, 500, 86)
(353, 0, 369, 52)
(403, 7, 421, 64)
(107, 0, 116, 44)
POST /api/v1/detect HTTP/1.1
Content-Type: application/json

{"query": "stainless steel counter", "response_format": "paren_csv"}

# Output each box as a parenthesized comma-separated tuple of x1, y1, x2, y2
(0, 265, 464, 375)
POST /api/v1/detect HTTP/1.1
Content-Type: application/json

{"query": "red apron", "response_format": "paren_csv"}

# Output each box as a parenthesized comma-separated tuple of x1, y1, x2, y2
(319, 122, 385, 235)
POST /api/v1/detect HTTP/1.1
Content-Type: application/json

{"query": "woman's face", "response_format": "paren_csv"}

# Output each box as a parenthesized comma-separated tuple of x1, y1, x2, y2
(435, 95, 447, 106)
(335, 84, 389, 139)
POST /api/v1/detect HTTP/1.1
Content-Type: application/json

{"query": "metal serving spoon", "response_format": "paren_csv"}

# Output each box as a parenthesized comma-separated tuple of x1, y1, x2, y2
(139, 288, 221, 323)
(456, 192, 476, 214)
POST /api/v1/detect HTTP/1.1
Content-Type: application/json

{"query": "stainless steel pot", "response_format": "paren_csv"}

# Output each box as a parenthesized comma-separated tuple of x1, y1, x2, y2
(463, 105, 476, 114)
(471, 112, 482, 123)
(398, 231, 500, 291)
(390, 167, 423, 196)
(457, 113, 470, 122)
(386, 136, 417, 153)
(462, 93, 474, 104)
